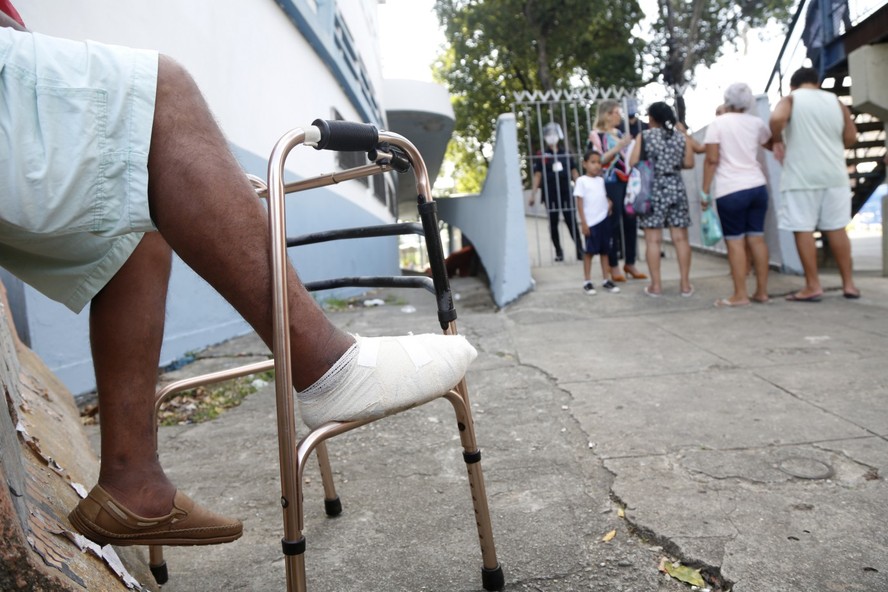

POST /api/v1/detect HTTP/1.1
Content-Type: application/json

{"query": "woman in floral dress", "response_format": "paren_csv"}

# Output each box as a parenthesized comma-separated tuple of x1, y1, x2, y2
(629, 102, 696, 297)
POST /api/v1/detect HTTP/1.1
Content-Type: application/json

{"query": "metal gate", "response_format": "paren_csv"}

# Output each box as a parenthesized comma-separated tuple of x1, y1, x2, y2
(512, 88, 638, 267)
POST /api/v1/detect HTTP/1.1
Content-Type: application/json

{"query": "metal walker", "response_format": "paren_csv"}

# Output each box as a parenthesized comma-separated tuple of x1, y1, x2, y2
(149, 120, 505, 592)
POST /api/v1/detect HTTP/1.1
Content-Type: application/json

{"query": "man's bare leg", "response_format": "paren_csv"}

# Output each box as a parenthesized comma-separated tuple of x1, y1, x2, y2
(823, 228, 858, 296)
(90, 232, 176, 517)
(791, 231, 823, 298)
(77, 231, 241, 545)
(146, 55, 353, 390)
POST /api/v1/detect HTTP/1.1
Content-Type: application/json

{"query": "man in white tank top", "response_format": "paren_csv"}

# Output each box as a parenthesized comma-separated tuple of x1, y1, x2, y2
(769, 67, 860, 301)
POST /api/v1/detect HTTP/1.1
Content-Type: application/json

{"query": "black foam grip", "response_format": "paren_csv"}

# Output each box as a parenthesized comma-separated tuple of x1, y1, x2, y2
(311, 119, 379, 152)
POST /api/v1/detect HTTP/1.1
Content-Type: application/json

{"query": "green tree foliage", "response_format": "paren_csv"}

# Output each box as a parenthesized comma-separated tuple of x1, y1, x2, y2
(443, 135, 489, 194)
(647, 0, 793, 122)
(433, 0, 643, 189)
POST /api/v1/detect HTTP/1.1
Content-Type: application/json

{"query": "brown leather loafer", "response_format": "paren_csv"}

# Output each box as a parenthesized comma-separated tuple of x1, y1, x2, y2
(68, 485, 242, 546)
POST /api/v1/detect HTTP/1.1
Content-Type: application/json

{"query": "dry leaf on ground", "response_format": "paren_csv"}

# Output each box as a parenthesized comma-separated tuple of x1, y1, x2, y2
(659, 558, 706, 587)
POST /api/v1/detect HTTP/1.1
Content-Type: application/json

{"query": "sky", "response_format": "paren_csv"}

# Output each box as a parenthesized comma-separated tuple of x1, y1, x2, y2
(378, 0, 441, 84)
(377, 0, 789, 131)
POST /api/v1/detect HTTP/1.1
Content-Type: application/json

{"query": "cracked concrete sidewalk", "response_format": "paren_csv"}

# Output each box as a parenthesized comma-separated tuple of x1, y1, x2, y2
(140, 247, 888, 592)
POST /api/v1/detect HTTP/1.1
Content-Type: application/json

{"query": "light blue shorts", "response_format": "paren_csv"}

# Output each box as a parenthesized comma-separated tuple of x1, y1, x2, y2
(0, 28, 158, 312)
(778, 187, 851, 233)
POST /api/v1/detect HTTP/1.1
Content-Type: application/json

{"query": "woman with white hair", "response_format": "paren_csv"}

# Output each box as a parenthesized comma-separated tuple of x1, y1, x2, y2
(702, 82, 774, 307)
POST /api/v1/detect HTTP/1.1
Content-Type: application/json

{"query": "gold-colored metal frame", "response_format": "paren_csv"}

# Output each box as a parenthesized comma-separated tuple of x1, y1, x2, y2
(149, 125, 502, 591)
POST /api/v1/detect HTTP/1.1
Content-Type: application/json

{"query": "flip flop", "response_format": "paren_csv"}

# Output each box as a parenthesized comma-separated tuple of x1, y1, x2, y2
(750, 296, 771, 304)
(643, 285, 661, 298)
(714, 298, 750, 308)
(680, 286, 695, 297)
(843, 291, 861, 299)
(785, 291, 823, 302)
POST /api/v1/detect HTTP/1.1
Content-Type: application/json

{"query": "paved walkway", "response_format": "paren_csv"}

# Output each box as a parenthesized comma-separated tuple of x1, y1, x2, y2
(146, 244, 888, 592)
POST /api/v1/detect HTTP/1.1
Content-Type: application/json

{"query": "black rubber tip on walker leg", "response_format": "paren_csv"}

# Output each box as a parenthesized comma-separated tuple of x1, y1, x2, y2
(149, 561, 169, 585)
(481, 564, 505, 591)
(324, 496, 342, 517)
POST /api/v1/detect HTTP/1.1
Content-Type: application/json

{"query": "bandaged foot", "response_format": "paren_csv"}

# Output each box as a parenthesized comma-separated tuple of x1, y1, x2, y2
(297, 333, 477, 429)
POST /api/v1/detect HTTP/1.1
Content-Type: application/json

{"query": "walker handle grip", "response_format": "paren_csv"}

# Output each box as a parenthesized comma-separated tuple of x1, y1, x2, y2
(311, 119, 379, 152)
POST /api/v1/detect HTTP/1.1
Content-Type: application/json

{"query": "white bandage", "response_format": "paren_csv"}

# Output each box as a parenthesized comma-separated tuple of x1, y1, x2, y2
(297, 333, 477, 429)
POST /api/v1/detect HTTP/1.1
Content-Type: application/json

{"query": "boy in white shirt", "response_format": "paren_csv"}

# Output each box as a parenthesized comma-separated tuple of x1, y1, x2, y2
(575, 150, 620, 295)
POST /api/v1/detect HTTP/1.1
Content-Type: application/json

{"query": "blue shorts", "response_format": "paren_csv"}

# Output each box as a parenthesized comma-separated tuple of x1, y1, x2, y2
(0, 28, 158, 312)
(715, 185, 769, 240)
(584, 217, 612, 255)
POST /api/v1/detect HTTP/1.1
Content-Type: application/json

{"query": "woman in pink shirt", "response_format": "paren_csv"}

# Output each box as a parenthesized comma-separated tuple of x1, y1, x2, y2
(702, 83, 774, 307)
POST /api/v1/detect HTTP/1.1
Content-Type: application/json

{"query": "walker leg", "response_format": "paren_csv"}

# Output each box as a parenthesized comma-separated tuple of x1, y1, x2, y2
(445, 381, 505, 591)
(283, 539, 307, 592)
(149, 546, 168, 584)
(315, 441, 342, 516)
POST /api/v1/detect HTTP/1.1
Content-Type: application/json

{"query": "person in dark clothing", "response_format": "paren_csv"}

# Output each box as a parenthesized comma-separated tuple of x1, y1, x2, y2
(529, 122, 582, 261)
(626, 110, 649, 139)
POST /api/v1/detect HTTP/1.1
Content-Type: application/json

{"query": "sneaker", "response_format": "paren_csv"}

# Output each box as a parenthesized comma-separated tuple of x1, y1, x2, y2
(602, 279, 621, 293)
(583, 281, 597, 295)
(554, 254, 564, 262)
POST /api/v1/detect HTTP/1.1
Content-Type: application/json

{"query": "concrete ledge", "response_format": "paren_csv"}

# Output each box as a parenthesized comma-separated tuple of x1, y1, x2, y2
(0, 285, 153, 591)
(436, 114, 535, 307)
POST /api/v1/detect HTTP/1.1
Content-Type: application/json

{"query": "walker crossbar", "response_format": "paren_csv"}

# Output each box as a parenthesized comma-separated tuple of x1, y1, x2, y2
(303, 275, 435, 294)
(287, 222, 424, 248)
